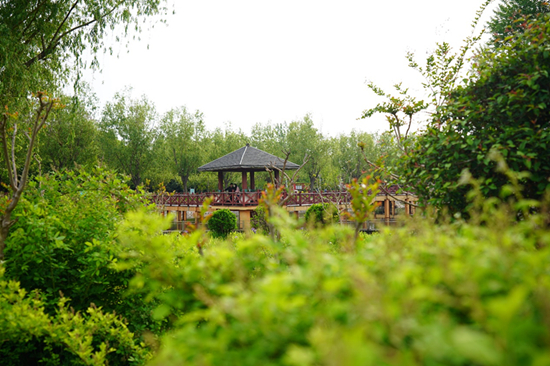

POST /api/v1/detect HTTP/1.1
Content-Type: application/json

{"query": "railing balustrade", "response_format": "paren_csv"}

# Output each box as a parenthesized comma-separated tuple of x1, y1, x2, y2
(152, 191, 354, 207)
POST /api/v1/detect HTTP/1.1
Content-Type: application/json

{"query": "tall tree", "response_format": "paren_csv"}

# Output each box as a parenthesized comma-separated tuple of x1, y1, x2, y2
(0, 0, 168, 259)
(285, 115, 326, 190)
(38, 91, 99, 171)
(98, 90, 157, 188)
(158, 106, 206, 192)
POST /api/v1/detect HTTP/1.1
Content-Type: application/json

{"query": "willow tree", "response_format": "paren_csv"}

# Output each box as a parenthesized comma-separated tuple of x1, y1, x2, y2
(157, 107, 206, 192)
(0, 0, 169, 259)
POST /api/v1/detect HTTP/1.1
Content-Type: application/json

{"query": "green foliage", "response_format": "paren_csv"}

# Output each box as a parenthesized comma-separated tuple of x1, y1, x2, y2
(2, 167, 160, 334)
(0, 267, 148, 366)
(285, 115, 327, 189)
(113, 192, 550, 366)
(251, 206, 270, 235)
(38, 90, 99, 171)
(361, 83, 427, 154)
(487, 0, 550, 47)
(403, 14, 550, 213)
(98, 90, 157, 188)
(0, 0, 168, 106)
(305, 203, 339, 227)
(344, 176, 380, 241)
(208, 209, 237, 238)
(156, 107, 206, 192)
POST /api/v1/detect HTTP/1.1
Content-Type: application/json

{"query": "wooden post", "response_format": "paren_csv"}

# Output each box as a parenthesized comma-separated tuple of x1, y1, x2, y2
(240, 210, 251, 231)
(405, 197, 409, 217)
(250, 171, 255, 190)
(218, 171, 224, 191)
(384, 198, 390, 219)
(242, 171, 248, 191)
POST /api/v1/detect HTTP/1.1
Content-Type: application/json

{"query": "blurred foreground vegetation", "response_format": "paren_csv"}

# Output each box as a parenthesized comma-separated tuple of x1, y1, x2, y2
(1, 167, 550, 365)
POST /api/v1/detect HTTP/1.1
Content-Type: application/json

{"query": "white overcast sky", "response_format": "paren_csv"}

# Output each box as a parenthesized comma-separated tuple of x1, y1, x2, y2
(85, 0, 498, 137)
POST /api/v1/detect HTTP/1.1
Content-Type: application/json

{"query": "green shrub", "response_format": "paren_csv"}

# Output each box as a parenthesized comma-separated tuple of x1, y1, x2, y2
(305, 203, 339, 226)
(0, 267, 148, 366)
(251, 206, 269, 234)
(3, 167, 163, 336)
(116, 197, 550, 366)
(207, 209, 237, 238)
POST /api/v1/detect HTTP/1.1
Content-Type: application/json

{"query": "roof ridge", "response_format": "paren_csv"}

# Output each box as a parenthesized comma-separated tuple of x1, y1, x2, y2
(239, 145, 248, 165)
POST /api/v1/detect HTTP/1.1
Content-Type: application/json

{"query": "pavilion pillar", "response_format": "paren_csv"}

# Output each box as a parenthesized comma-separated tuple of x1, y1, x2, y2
(250, 171, 255, 190)
(218, 171, 224, 191)
(405, 197, 409, 217)
(241, 171, 248, 191)
(274, 170, 280, 187)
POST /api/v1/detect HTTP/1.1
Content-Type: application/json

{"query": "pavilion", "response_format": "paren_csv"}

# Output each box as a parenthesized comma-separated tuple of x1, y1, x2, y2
(157, 144, 418, 232)
(198, 143, 300, 191)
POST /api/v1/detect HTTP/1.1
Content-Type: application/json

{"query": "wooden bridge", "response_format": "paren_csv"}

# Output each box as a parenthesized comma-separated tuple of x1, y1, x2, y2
(155, 188, 417, 232)
(155, 144, 416, 231)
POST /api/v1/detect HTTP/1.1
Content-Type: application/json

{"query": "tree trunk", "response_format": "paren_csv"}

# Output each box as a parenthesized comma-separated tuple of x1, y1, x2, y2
(0, 193, 19, 260)
(180, 175, 189, 193)
(0, 222, 10, 261)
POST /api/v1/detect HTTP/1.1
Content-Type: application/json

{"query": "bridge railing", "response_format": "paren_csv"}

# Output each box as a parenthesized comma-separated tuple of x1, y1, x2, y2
(152, 191, 352, 207)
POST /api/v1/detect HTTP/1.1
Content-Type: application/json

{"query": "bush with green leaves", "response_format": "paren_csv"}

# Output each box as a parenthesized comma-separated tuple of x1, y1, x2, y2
(0, 267, 149, 366)
(2, 167, 164, 335)
(399, 13, 550, 214)
(304, 202, 339, 226)
(207, 209, 237, 238)
(114, 186, 550, 365)
(251, 206, 269, 234)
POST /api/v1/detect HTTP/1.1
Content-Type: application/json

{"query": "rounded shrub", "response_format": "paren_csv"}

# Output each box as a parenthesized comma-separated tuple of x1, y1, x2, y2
(208, 209, 237, 238)
(305, 203, 339, 227)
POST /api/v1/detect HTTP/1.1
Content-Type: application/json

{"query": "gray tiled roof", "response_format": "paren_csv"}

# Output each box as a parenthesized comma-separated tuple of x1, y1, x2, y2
(198, 144, 300, 172)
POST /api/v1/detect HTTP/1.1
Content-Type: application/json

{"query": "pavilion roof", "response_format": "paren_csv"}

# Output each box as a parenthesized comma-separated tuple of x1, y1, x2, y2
(198, 144, 300, 172)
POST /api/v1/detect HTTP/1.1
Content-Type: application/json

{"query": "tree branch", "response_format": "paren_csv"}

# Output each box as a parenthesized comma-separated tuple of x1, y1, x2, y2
(11, 122, 18, 187)
(0, 114, 16, 191)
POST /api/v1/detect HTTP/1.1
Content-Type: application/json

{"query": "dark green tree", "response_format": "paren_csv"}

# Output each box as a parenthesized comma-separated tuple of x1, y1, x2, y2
(487, 0, 550, 46)
(403, 13, 550, 213)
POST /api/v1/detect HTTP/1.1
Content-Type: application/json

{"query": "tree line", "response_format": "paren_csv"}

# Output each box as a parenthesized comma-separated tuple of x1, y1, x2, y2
(3, 86, 399, 194)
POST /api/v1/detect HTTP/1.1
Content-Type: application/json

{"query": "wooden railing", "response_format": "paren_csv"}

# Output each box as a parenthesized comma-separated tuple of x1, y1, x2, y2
(152, 191, 354, 207)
